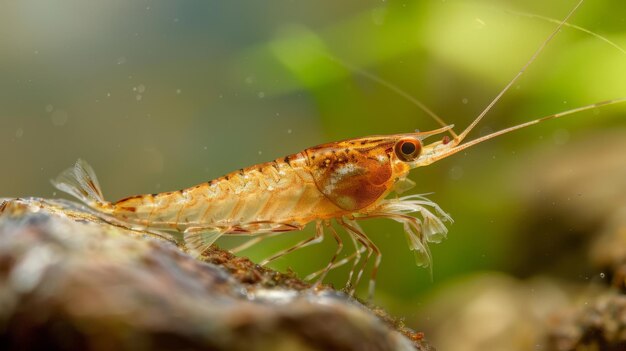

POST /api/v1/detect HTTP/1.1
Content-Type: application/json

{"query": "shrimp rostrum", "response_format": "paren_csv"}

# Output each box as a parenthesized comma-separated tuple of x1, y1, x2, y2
(52, 0, 625, 299)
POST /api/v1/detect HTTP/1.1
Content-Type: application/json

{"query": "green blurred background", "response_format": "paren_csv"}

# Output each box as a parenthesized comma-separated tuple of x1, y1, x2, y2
(1, 0, 625, 329)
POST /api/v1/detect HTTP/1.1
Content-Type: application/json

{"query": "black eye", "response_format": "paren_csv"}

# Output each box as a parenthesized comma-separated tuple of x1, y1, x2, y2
(401, 142, 416, 155)
(394, 139, 422, 162)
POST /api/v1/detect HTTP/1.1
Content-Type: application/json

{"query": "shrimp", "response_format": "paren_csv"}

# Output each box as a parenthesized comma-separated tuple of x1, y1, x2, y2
(52, 0, 625, 299)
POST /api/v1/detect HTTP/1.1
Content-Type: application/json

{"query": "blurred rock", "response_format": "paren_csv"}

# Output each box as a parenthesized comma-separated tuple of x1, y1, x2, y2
(511, 131, 626, 279)
(546, 292, 626, 351)
(0, 197, 429, 351)
(505, 130, 626, 351)
(413, 273, 571, 351)
(590, 208, 626, 291)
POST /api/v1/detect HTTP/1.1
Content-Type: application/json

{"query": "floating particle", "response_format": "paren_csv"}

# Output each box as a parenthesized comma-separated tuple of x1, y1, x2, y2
(51, 110, 69, 126)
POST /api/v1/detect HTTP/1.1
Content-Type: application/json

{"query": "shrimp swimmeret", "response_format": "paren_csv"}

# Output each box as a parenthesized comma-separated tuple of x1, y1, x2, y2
(52, 0, 625, 299)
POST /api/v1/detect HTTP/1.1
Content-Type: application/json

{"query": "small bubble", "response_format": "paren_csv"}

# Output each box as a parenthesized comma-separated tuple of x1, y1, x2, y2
(106, 92, 111, 97)
(176, 89, 182, 94)
(45, 104, 54, 113)
(15, 128, 24, 138)
(51, 110, 69, 126)
(137, 84, 146, 93)
(287, 129, 292, 134)
(449, 166, 464, 180)
(136, 94, 142, 101)
(371, 7, 387, 26)
(600, 272, 606, 278)
(245, 76, 254, 84)
(258, 150, 263, 155)
(258, 91, 265, 98)
(203, 146, 207, 150)
(553, 129, 570, 145)
(52, 191, 57, 196)
(462, 98, 468, 104)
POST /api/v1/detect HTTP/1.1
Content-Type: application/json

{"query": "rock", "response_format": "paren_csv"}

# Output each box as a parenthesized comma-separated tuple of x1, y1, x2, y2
(590, 208, 626, 292)
(413, 273, 571, 351)
(511, 131, 626, 279)
(546, 292, 626, 351)
(0, 197, 430, 351)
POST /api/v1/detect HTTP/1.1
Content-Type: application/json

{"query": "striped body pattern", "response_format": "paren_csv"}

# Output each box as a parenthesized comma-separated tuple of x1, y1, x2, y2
(113, 156, 323, 235)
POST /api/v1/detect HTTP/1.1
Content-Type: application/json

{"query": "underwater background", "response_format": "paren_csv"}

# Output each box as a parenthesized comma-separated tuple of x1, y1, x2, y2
(1, 1, 625, 349)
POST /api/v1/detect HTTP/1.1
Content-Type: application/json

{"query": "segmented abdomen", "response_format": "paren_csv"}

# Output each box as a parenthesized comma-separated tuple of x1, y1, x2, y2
(111, 153, 344, 234)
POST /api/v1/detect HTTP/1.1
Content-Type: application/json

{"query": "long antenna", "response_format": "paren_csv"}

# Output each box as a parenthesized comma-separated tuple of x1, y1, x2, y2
(325, 54, 458, 139)
(426, 97, 626, 164)
(505, 9, 626, 55)
(455, 0, 585, 144)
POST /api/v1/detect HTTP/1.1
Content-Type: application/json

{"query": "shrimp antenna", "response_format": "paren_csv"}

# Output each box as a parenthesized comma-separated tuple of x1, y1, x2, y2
(505, 9, 626, 55)
(427, 97, 626, 163)
(324, 54, 459, 139)
(455, 0, 585, 145)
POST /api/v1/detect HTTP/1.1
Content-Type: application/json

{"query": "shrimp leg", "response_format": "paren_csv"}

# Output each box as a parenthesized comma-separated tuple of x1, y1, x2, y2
(230, 231, 285, 254)
(311, 221, 344, 287)
(305, 231, 366, 281)
(339, 220, 368, 290)
(339, 218, 381, 300)
(345, 230, 365, 288)
(259, 221, 325, 266)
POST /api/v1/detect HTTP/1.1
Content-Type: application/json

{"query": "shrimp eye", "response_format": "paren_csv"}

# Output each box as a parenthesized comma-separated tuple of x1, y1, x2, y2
(395, 139, 422, 162)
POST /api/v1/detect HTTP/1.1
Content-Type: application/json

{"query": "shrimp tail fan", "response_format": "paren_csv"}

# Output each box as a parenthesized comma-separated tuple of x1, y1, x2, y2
(52, 159, 109, 209)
